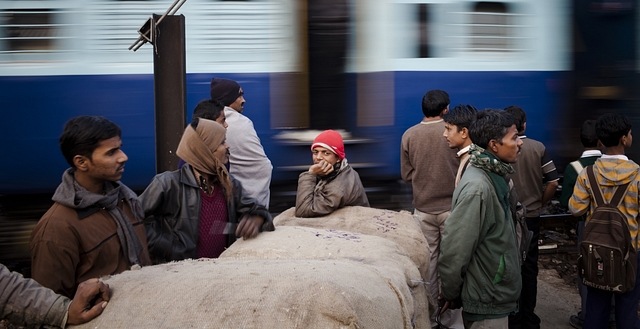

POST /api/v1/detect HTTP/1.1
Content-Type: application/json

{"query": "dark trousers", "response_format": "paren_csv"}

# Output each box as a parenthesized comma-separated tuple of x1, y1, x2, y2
(583, 251, 640, 329)
(576, 220, 615, 324)
(509, 217, 541, 329)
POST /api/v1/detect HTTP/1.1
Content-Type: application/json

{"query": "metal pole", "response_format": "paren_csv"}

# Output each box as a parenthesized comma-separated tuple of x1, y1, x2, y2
(153, 14, 186, 173)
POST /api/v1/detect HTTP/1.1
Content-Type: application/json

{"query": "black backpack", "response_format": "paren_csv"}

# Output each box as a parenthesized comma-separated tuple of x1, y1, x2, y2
(577, 166, 637, 293)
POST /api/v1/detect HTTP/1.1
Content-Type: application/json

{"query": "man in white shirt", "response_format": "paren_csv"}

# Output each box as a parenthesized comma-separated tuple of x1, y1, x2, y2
(210, 78, 273, 208)
(442, 104, 478, 187)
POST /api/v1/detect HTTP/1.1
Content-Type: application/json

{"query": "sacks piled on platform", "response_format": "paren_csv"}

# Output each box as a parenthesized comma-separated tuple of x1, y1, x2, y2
(273, 206, 431, 285)
(71, 258, 415, 329)
(220, 225, 430, 328)
(72, 206, 433, 328)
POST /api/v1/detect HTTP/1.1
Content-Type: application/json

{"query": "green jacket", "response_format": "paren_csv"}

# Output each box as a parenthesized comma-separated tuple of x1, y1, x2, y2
(438, 165, 522, 316)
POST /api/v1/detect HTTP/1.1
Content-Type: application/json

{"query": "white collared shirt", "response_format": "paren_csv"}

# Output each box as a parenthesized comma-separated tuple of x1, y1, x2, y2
(602, 154, 628, 161)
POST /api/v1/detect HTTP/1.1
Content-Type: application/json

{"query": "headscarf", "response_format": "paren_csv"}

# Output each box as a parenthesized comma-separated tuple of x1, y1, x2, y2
(176, 119, 233, 201)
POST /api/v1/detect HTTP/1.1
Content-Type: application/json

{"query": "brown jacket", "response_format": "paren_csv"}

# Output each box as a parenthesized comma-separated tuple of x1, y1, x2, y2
(295, 164, 369, 217)
(30, 199, 151, 298)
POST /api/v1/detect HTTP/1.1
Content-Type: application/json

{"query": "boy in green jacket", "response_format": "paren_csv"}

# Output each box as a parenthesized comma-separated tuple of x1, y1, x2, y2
(438, 109, 523, 329)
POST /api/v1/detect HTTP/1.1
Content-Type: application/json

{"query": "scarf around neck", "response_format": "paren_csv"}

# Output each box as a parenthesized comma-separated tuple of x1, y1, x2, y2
(52, 168, 145, 267)
(468, 144, 513, 216)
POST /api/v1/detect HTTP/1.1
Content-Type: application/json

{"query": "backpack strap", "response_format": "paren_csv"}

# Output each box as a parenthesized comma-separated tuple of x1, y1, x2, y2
(570, 160, 584, 174)
(586, 165, 630, 207)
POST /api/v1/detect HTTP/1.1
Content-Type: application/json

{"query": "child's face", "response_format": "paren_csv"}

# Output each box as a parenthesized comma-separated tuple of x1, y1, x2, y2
(312, 146, 340, 166)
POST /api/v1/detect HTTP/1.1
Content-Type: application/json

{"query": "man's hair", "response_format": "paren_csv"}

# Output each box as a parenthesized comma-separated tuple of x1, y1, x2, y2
(469, 109, 517, 149)
(192, 99, 225, 122)
(503, 105, 527, 133)
(421, 90, 450, 117)
(580, 119, 599, 148)
(60, 116, 121, 167)
(595, 113, 632, 147)
(442, 104, 478, 131)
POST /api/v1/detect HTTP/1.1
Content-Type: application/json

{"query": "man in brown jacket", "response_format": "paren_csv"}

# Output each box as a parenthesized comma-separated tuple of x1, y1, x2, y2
(295, 130, 369, 217)
(30, 116, 151, 298)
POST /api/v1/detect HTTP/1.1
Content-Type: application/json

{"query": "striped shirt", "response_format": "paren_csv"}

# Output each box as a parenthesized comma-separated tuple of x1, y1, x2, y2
(509, 136, 559, 217)
(569, 157, 640, 250)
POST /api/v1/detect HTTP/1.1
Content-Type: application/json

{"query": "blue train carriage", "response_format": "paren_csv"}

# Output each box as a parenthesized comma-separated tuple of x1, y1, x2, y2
(0, 0, 301, 194)
(0, 0, 571, 195)
(347, 0, 571, 181)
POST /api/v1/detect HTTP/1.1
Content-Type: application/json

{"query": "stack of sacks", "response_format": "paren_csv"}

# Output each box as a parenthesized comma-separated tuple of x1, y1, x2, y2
(220, 225, 430, 328)
(274, 206, 431, 293)
(71, 206, 433, 328)
(71, 258, 415, 328)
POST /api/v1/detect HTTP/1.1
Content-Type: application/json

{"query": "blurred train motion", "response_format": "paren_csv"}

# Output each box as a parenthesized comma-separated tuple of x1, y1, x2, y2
(0, 0, 638, 262)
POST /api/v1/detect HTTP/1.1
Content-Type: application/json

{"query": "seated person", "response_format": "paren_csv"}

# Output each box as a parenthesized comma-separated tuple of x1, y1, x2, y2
(139, 118, 274, 263)
(295, 130, 370, 217)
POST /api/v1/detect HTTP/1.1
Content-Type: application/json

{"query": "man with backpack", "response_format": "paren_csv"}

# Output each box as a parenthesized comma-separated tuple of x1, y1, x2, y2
(559, 119, 612, 329)
(569, 113, 640, 329)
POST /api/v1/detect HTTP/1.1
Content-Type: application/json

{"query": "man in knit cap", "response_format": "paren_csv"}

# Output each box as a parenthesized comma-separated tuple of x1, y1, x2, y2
(210, 77, 272, 208)
(140, 118, 274, 263)
(401, 89, 462, 328)
(295, 130, 369, 217)
(30, 116, 151, 298)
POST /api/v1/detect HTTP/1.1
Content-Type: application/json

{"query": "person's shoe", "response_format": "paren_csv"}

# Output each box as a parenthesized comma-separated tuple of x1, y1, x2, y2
(569, 315, 582, 329)
(608, 322, 616, 329)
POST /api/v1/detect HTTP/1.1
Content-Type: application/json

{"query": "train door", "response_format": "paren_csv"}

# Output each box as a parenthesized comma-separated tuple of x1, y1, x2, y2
(571, 0, 638, 158)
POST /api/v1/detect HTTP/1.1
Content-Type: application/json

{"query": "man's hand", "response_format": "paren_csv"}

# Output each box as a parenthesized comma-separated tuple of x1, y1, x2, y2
(236, 215, 265, 240)
(437, 294, 461, 314)
(67, 278, 110, 325)
(309, 160, 334, 176)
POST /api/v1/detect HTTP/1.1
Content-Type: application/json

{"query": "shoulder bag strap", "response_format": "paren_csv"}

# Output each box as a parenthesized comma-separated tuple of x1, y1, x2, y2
(586, 165, 630, 206)
(460, 157, 472, 178)
(586, 165, 605, 206)
(570, 160, 584, 174)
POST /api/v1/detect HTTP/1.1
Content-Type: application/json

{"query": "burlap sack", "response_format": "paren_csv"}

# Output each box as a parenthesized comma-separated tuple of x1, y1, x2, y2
(220, 226, 430, 328)
(70, 258, 413, 329)
(273, 207, 430, 285)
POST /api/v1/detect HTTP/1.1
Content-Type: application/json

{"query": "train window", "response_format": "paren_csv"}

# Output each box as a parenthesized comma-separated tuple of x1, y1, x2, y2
(469, 2, 510, 52)
(0, 9, 57, 52)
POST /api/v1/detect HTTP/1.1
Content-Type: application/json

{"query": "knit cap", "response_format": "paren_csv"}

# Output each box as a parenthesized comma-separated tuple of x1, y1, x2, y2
(210, 78, 243, 107)
(311, 130, 345, 160)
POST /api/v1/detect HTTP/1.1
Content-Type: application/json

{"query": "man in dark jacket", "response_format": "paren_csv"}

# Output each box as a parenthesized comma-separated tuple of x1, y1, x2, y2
(438, 110, 523, 328)
(30, 116, 151, 298)
(140, 118, 274, 263)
